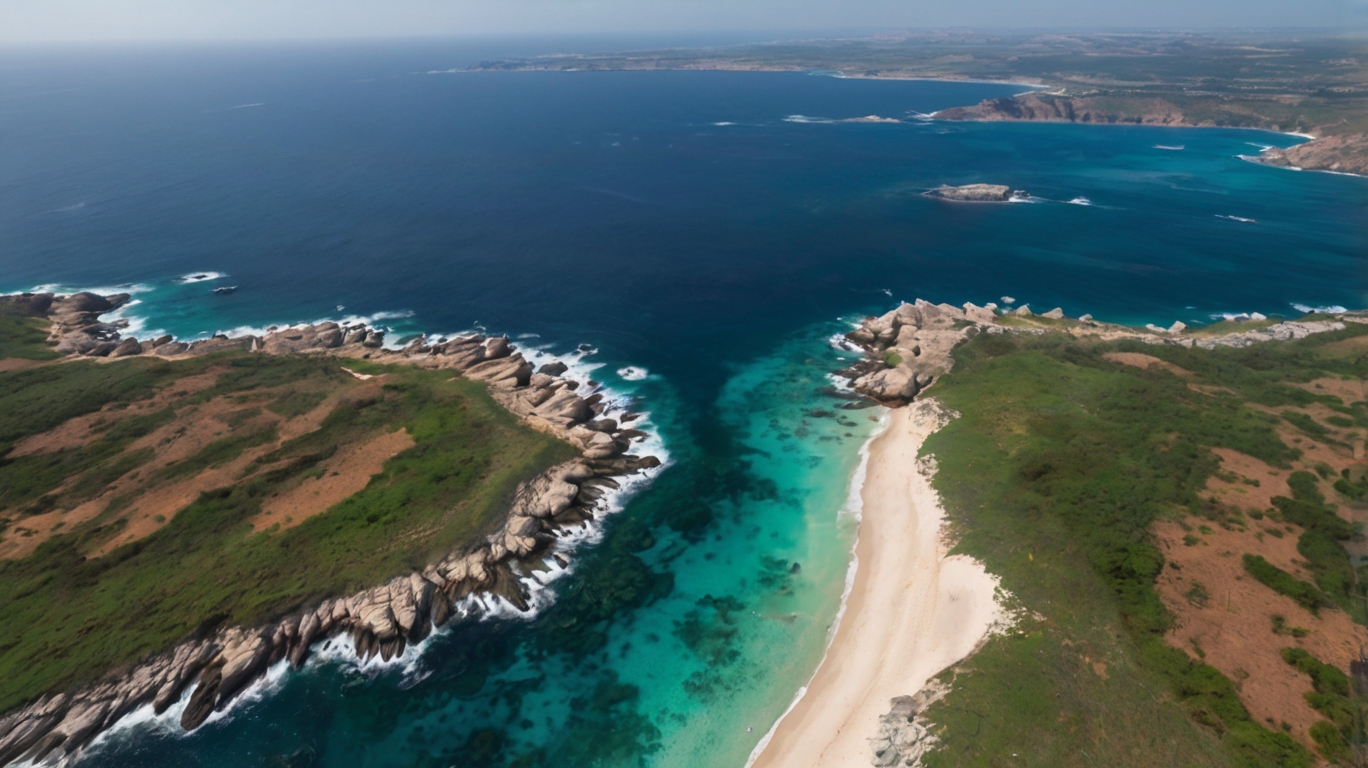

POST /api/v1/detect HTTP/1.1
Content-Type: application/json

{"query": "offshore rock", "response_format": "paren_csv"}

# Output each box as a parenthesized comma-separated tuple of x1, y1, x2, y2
(923, 184, 1015, 202)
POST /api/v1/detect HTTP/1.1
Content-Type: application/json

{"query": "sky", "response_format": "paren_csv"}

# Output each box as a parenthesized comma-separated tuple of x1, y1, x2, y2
(0, 0, 1362, 43)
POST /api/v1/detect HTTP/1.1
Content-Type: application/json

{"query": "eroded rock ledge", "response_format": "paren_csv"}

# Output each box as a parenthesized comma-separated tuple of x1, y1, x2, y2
(0, 295, 661, 766)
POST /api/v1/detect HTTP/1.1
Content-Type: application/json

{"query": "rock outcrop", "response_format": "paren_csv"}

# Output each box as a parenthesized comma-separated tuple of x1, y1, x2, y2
(36, 292, 134, 356)
(868, 686, 947, 767)
(922, 184, 1018, 202)
(0, 302, 662, 766)
(842, 299, 996, 404)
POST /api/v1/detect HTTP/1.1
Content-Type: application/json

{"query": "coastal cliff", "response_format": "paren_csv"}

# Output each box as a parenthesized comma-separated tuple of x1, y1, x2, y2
(936, 93, 1368, 176)
(0, 293, 660, 765)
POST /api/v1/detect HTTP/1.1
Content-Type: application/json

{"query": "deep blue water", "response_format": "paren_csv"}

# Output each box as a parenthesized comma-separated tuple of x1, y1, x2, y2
(1, 41, 1365, 768)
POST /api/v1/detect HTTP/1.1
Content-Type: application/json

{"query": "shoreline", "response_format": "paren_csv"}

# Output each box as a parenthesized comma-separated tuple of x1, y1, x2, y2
(749, 297, 1364, 766)
(745, 407, 889, 766)
(749, 400, 1005, 768)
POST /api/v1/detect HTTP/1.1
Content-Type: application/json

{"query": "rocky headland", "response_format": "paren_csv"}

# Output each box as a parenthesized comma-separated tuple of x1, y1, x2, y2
(935, 93, 1187, 128)
(1246, 134, 1368, 176)
(839, 298, 1359, 404)
(0, 292, 661, 766)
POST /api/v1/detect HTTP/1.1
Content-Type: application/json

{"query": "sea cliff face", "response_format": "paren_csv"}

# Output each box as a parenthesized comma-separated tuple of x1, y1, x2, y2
(0, 293, 661, 766)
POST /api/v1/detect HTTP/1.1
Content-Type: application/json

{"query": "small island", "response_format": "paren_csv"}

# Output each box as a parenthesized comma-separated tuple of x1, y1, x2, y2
(923, 184, 1023, 202)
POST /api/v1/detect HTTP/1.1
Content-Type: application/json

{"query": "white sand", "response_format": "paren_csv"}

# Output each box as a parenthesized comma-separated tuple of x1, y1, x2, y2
(749, 400, 1005, 768)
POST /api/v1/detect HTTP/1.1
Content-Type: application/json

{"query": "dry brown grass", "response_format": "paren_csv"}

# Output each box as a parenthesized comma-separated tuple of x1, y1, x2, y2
(1102, 351, 1194, 377)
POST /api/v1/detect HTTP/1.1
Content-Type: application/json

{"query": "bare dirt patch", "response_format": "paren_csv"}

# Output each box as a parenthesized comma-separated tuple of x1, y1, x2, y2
(1155, 447, 1368, 752)
(89, 449, 268, 557)
(1155, 517, 1368, 748)
(1103, 351, 1193, 377)
(251, 427, 414, 532)
(0, 371, 373, 559)
(9, 370, 223, 458)
(1206, 448, 1290, 513)
(0, 359, 40, 373)
(1295, 377, 1368, 406)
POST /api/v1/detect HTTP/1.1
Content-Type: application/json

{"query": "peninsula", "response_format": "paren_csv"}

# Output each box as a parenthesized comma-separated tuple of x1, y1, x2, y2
(0, 292, 660, 764)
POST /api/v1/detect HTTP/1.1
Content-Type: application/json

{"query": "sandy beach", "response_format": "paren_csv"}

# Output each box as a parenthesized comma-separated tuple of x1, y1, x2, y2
(749, 400, 1004, 768)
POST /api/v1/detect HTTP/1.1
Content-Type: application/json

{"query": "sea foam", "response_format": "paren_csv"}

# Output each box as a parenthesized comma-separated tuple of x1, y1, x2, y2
(174, 272, 226, 283)
(1292, 303, 1348, 314)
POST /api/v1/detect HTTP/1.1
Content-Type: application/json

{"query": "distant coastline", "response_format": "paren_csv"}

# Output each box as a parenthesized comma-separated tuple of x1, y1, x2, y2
(464, 33, 1368, 178)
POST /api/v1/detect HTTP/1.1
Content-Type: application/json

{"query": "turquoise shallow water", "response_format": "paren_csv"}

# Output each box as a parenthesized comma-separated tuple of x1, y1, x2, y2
(0, 41, 1363, 767)
(79, 324, 879, 768)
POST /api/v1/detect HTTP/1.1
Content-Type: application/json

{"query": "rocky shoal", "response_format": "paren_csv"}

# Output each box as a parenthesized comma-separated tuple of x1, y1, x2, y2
(0, 293, 661, 766)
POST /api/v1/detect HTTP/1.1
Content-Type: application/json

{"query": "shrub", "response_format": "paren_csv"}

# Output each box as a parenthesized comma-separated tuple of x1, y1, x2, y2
(1243, 554, 1332, 614)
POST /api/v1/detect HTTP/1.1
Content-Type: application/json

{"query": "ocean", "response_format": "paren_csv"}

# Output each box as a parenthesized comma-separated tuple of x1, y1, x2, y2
(1, 39, 1364, 767)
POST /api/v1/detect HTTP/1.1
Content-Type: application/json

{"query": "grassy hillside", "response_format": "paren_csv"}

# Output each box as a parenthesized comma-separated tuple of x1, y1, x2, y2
(919, 323, 1368, 767)
(0, 351, 574, 714)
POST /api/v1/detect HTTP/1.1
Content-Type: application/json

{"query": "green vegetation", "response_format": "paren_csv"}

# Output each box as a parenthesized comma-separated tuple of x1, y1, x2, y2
(153, 423, 279, 483)
(1336, 468, 1368, 501)
(1243, 554, 1332, 615)
(1281, 647, 1365, 763)
(1192, 319, 1280, 337)
(0, 303, 58, 361)
(0, 358, 188, 450)
(1270, 471, 1362, 619)
(0, 353, 574, 713)
(882, 350, 903, 368)
(1184, 581, 1211, 608)
(1282, 411, 1332, 440)
(916, 322, 1368, 767)
(1270, 614, 1310, 639)
(0, 365, 190, 514)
